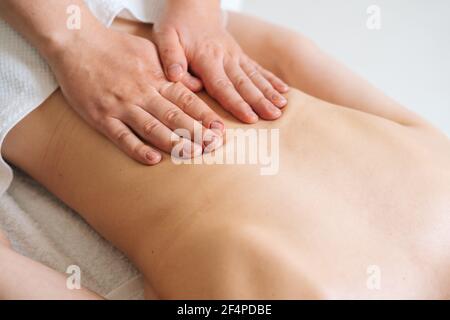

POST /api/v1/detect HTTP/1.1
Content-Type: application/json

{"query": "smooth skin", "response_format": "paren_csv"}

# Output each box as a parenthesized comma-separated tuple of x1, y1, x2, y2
(0, 237, 101, 300)
(1, 13, 450, 299)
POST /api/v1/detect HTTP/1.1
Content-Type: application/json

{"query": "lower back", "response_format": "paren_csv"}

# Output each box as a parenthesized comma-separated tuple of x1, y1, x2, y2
(149, 89, 450, 298)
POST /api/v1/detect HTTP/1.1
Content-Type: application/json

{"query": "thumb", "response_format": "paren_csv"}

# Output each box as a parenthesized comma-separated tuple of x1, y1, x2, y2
(155, 28, 188, 82)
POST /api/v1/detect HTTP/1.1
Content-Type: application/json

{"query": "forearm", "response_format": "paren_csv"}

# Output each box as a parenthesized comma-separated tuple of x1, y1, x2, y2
(0, 0, 103, 58)
(0, 247, 101, 300)
(161, 0, 222, 24)
(165, 0, 221, 11)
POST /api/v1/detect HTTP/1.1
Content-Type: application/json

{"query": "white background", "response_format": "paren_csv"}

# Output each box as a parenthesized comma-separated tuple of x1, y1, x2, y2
(237, 0, 450, 136)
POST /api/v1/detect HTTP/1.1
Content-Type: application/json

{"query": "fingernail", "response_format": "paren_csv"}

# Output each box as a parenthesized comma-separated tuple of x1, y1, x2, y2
(167, 64, 183, 80)
(272, 94, 287, 107)
(210, 121, 225, 133)
(146, 151, 161, 163)
(280, 84, 290, 93)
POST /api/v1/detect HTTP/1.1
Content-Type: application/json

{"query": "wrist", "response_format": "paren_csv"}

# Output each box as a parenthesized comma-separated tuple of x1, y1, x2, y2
(166, 0, 220, 7)
(162, 0, 223, 28)
(165, 0, 221, 13)
(40, 19, 107, 62)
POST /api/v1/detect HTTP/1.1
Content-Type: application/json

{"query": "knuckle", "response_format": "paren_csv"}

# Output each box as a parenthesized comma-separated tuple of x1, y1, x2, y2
(150, 68, 166, 81)
(200, 43, 223, 60)
(96, 96, 115, 114)
(235, 76, 247, 90)
(91, 104, 116, 125)
(213, 78, 233, 91)
(178, 92, 196, 110)
(162, 46, 176, 58)
(262, 87, 277, 97)
(210, 45, 223, 60)
(130, 56, 149, 75)
(163, 108, 182, 124)
(247, 69, 259, 79)
(145, 87, 160, 104)
(158, 82, 174, 96)
(115, 130, 132, 144)
(90, 111, 104, 125)
(143, 119, 161, 137)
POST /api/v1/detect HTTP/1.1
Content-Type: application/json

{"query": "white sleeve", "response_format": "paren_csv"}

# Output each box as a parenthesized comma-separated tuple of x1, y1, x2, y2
(83, 0, 166, 26)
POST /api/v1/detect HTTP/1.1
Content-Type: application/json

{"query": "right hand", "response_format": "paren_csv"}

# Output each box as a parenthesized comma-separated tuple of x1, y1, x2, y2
(44, 25, 225, 165)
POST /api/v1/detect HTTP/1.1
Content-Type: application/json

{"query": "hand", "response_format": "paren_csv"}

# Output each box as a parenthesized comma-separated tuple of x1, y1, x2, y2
(154, 0, 290, 124)
(44, 24, 224, 165)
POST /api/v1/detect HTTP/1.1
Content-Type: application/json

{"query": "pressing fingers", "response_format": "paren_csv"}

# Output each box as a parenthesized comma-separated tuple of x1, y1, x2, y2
(146, 84, 223, 150)
(123, 106, 202, 159)
(256, 64, 290, 94)
(101, 117, 162, 165)
(159, 82, 224, 133)
(241, 59, 288, 108)
(225, 61, 281, 120)
(198, 59, 259, 124)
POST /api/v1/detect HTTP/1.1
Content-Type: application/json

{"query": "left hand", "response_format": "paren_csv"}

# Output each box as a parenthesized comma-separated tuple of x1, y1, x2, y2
(153, 0, 289, 124)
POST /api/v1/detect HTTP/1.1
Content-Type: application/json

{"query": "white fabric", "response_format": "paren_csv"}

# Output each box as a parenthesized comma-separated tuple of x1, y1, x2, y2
(0, 170, 147, 299)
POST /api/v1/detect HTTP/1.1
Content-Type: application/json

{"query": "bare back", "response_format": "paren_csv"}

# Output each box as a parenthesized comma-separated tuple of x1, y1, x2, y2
(4, 86, 450, 299)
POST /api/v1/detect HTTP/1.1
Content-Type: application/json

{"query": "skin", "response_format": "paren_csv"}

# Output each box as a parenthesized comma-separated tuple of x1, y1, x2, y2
(1, 13, 450, 299)
(0, 0, 287, 165)
(0, 232, 9, 248)
(0, 243, 101, 300)
(153, 0, 289, 122)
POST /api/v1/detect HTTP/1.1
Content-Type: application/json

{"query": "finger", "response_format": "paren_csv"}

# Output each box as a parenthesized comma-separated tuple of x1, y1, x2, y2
(225, 61, 281, 120)
(154, 28, 187, 82)
(241, 60, 288, 108)
(181, 72, 204, 92)
(159, 82, 224, 134)
(197, 59, 258, 124)
(144, 84, 223, 150)
(100, 117, 162, 165)
(124, 106, 202, 159)
(256, 64, 290, 93)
